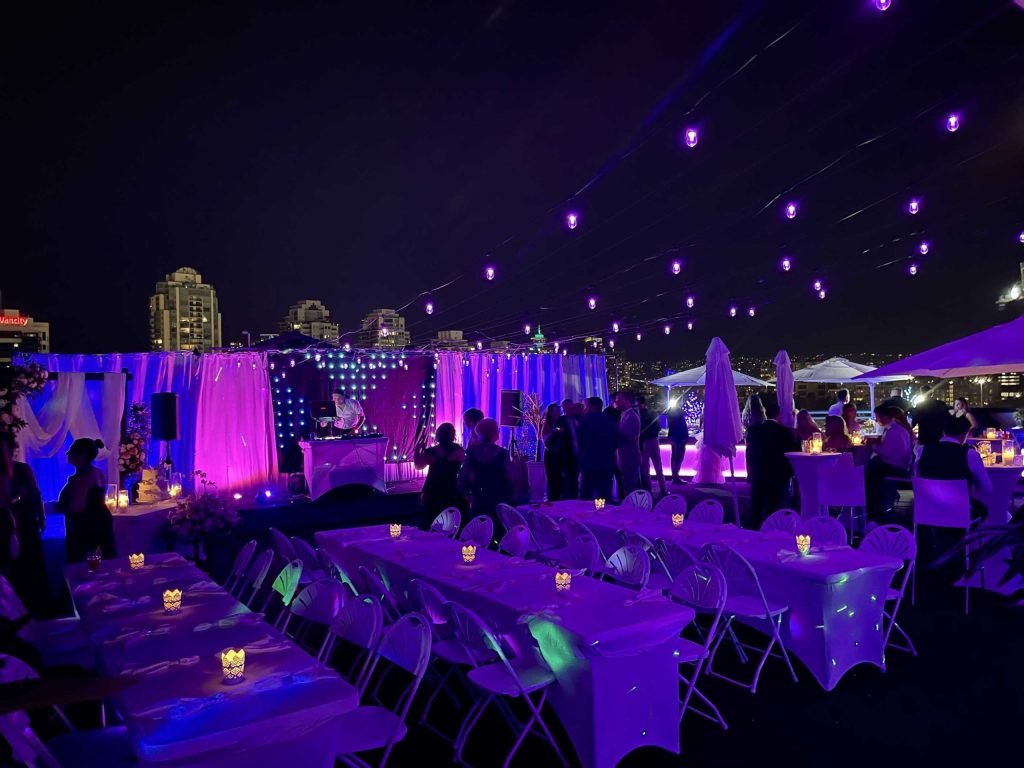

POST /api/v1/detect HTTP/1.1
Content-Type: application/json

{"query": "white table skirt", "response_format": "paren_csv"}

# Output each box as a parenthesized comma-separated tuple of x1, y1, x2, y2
(785, 452, 846, 519)
(317, 527, 694, 768)
(528, 499, 902, 691)
(111, 501, 177, 554)
(65, 553, 357, 767)
(299, 437, 388, 498)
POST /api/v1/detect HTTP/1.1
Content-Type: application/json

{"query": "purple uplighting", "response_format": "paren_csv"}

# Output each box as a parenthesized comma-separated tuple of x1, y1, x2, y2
(682, 127, 698, 148)
(919, 241, 930, 255)
(671, 259, 682, 275)
(566, 212, 579, 230)
(685, 295, 695, 308)
(484, 265, 495, 281)
(587, 296, 597, 310)
(945, 113, 960, 133)
(781, 256, 793, 272)
(908, 198, 921, 215)
(729, 305, 738, 317)
(874, 0, 891, 11)
(784, 202, 798, 219)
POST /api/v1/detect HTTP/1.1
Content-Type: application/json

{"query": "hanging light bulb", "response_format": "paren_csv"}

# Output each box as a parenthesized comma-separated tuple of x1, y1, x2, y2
(945, 113, 960, 133)
(554, 341, 560, 352)
(781, 256, 793, 272)
(813, 279, 823, 292)
(671, 259, 682, 275)
(566, 212, 579, 230)
(587, 296, 597, 310)
(687, 320, 694, 331)
(484, 265, 495, 281)
(609, 338, 615, 349)
(874, 0, 891, 10)
(663, 324, 671, 335)
(524, 323, 531, 335)
(784, 202, 798, 219)
(682, 127, 699, 148)
(612, 321, 620, 333)
(636, 332, 643, 341)
(918, 241, 930, 255)
(1018, 231, 1024, 244)
(476, 341, 483, 350)
(908, 263, 919, 276)
(747, 306, 756, 317)
(425, 301, 434, 315)
(685, 295, 695, 309)
(729, 306, 738, 317)
(908, 198, 921, 215)
(818, 288, 827, 300)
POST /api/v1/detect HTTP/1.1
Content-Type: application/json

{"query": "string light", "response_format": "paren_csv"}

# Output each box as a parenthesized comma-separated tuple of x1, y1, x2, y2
(818, 288, 827, 300)
(476, 341, 483, 350)
(784, 202, 798, 219)
(663, 324, 671, 335)
(524, 323, 531, 334)
(566, 212, 579, 230)
(587, 296, 598, 310)
(553, 341, 560, 352)
(484, 265, 495, 281)
(908, 263, 919, 276)
(687, 320, 694, 331)
(908, 198, 921, 215)
(609, 339, 615, 348)
(918, 241, 930, 255)
(729, 306, 738, 317)
(781, 256, 793, 272)
(636, 332, 643, 341)
(685, 295, 695, 309)
(425, 301, 434, 315)
(1018, 231, 1024, 244)
(945, 113, 960, 133)
(874, 0, 891, 10)
(747, 306, 757, 317)
(682, 127, 699, 148)
(612, 321, 620, 333)
(670, 259, 682, 275)
(813, 279, 823, 292)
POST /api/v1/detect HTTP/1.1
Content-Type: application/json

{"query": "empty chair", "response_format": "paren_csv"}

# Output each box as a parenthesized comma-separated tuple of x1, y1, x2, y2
(562, 534, 605, 575)
(259, 559, 304, 629)
(318, 548, 360, 596)
(332, 613, 432, 768)
(622, 489, 653, 511)
(605, 545, 651, 589)
(269, 527, 298, 561)
(497, 525, 533, 559)
(496, 503, 530, 534)
(669, 564, 729, 732)
(285, 579, 346, 659)
(618, 529, 672, 590)
(224, 539, 257, 595)
(818, 463, 867, 543)
(358, 566, 404, 623)
(1, 577, 93, 670)
(430, 507, 462, 538)
(529, 510, 567, 557)
(911, 477, 979, 614)
(653, 493, 687, 518)
(241, 548, 276, 608)
(759, 509, 801, 535)
(446, 602, 569, 768)
(700, 542, 798, 693)
(690, 499, 724, 524)
(655, 538, 698, 582)
(859, 524, 917, 657)
(459, 515, 494, 548)
(798, 515, 847, 546)
(291, 536, 329, 580)
(325, 595, 384, 694)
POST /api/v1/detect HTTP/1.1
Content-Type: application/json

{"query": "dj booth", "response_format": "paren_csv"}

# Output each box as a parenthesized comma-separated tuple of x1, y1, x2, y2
(299, 435, 389, 499)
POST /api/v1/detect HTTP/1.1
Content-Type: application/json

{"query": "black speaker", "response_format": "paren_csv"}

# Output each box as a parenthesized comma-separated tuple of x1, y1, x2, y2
(151, 393, 180, 441)
(499, 390, 522, 428)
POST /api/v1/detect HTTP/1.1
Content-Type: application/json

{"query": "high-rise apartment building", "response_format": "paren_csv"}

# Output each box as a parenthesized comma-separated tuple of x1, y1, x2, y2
(356, 309, 410, 349)
(0, 307, 50, 363)
(149, 267, 222, 352)
(279, 299, 339, 341)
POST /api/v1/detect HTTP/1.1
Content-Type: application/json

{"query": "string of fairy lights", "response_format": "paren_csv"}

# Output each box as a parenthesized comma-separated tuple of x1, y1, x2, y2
(329, 0, 1023, 357)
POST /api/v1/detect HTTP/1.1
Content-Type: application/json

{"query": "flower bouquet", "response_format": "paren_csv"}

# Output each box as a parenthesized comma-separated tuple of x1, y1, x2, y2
(118, 402, 150, 476)
(0, 361, 49, 434)
(168, 471, 239, 544)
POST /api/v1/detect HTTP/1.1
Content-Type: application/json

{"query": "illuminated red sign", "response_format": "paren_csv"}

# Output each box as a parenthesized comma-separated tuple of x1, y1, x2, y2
(0, 316, 30, 327)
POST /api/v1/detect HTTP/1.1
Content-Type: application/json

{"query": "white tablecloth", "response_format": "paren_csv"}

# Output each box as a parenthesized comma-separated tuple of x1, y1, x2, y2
(316, 527, 694, 768)
(299, 437, 388, 498)
(785, 452, 846, 519)
(960, 464, 1024, 595)
(111, 501, 177, 554)
(529, 499, 902, 691)
(65, 553, 357, 768)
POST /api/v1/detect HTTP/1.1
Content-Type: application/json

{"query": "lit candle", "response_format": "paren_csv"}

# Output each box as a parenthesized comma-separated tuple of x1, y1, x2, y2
(796, 535, 811, 556)
(128, 553, 145, 570)
(461, 544, 477, 563)
(221, 648, 245, 684)
(984, 428, 999, 440)
(389, 523, 402, 539)
(163, 588, 182, 614)
(810, 433, 823, 454)
(169, 483, 182, 498)
(851, 433, 864, 446)
(594, 498, 606, 510)
(1002, 440, 1016, 464)
(555, 571, 572, 592)
(117, 490, 129, 508)
(671, 513, 684, 528)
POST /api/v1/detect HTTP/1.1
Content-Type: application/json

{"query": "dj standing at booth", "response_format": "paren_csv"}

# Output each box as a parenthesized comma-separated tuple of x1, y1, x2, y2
(317, 388, 366, 436)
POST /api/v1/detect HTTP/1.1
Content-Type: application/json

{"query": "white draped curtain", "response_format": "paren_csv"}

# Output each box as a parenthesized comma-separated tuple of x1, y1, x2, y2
(16, 372, 126, 490)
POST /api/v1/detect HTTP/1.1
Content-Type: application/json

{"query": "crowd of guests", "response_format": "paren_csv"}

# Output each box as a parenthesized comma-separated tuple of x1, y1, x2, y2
(414, 392, 688, 526)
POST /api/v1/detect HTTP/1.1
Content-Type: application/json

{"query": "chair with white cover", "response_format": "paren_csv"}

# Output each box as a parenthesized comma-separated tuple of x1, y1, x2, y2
(859, 525, 917, 657)
(497, 525, 533, 559)
(653, 493, 687, 518)
(496, 503, 530, 534)
(333, 613, 432, 768)
(358, 566, 404, 624)
(798, 515, 848, 547)
(690, 499, 724, 524)
(430, 507, 462, 538)
(284, 579, 346, 660)
(759, 509, 802, 535)
(668, 565, 729, 732)
(325, 596, 384, 694)
(240, 548, 276, 608)
(818, 462, 867, 543)
(256, 558, 303, 629)
(459, 515, 494, 548)
(700, 542, 798, 693)
(446, 602, 570, 768)
(0, 655, 134, 768)
(604, 545, 651, 589)
(318, 548, 361, 596)
(224, 539, 257, 596)
(911, 476, 979, 614)
(655, 538, 698, 582)
(291, 536, 329, 581)
(269, 527, 298, 561)
(623, 489, 653, 511)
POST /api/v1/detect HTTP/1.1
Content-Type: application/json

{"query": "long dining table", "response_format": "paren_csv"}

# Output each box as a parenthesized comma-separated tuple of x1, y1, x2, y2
(65, 552, 358, 768)
(524, 499, 903, 691)
(316, 525, 695, 768)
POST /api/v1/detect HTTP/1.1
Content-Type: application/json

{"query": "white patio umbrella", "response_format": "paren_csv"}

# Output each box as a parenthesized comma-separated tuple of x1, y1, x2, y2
(791, 356, 910, 410)
(774, 350, 796, 428)
(701, 337, 744, 524)
(649, 365, 771, 388)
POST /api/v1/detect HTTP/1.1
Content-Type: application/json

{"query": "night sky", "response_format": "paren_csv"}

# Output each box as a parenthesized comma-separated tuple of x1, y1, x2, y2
(7, 0, 1024, 358)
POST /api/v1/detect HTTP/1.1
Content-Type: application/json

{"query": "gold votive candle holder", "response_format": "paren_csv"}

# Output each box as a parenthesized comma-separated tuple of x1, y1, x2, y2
(671, 513, 684, 528)
(555, 571, 572, 592)
(162, 588, 182, 614)
(594, 498, 606, 510)
(128, 553, 145, 570)
(461, 544, 477, 563)
(117, 490, 129, 508)
(796, 534, 811, 556)
(221, 648, 245, 684)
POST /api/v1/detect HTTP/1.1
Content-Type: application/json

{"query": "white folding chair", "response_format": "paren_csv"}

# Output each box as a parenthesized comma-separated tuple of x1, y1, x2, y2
(459, 515, 495, 549)
(668, 565, 729, 732)
(259, 559, 304, 629)
(291, 536, 329, 581)
(911, 476, 980, 614)
(447, 602, 570, 768)
(241, 548, 276, 608)
(430, 507, 462, 538)
(798, 515, 848, 546)
(759, 509, 801, 534)
(605, 545, 651, 589)
(269, 527, 298, 561)
(690, 499, 724, 524)
(496, 503, 530, 534)
(818, 462, 867, 543)
(497, 525, 533, 559)
(224, 539, 257, 595)
(333, 613, 432, 768)
(325, 595, 384, 694)
(653, 493, 687, 518)
(700, 542, 798, 693)
(623, 489, 653, 511)
(655, 538, 698, 582)
(529, 510, 567, 559)
(617, 529, 672, 590)
(358, 566, 404, 624)
(318, 548, 361, 596)
(562, 534, 605, 575)
(859, 524, 917, 658)
(284, 579, 345, 659)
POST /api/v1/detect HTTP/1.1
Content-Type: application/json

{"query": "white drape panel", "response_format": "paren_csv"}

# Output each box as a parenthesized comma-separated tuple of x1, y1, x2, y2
(16, 372, 126, 485)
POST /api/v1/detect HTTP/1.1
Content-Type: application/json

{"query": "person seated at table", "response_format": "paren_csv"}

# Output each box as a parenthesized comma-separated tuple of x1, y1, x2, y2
(841, 402, 862, 435)
(578, 397, 618, 501)
(864, 405, 914, 520)
(0, 433, 48, 614)
(56, 438, 115, 563)
(823, 415, 853, 453)
(828, 388, 850, 417)
(795, 409, 820, 442)
(949, 398, 979, 436)
(415, 422, 467, 521)
(746, 401, 800, 527)
(916, 416, 991, 519)
(462, 408, 485, 449)
(457, 418, 512, 524)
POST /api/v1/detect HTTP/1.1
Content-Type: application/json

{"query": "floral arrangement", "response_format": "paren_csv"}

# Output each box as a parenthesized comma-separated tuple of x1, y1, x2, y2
(167, 470, 239, 541)
(0, 362, 49, 434)
(517, 393, 546, 461)
(118, 402, 150, 475)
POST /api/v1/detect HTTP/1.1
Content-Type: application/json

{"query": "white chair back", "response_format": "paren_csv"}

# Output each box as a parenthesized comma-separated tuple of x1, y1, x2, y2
(430, 507, 462, 538)
(690, 499, 724, 524)
(243, 549, 275, 606)
(0, 655, 59, 767)
(605, 545, 651, 589)
(623, 489, 653, 511)
(291, 537, 324, 575)
(655, 538, 697, 579)
(529, 510, 566, 552)
(653, 494, 687, 517)
(269, 527, 298, 561)
(327, 595, 383, 693)
(497, 525, 532, 559)
(759, 508, 801, 534)
(798, 515, 847, 546)
(911, 477, 972, 529)
(565, 534, 604, 574)
(224, 540, 257, 595)
(496, 503, 529, 533)
(459, 515, 494, 548)
(358, 566, 403, 622)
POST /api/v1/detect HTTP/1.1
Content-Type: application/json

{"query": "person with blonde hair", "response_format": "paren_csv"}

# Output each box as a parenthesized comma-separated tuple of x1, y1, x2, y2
(458, 418, 512, 522)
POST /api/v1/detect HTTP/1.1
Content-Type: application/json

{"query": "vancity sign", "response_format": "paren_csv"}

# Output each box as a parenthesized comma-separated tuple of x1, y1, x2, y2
(0, 316, 30, 327)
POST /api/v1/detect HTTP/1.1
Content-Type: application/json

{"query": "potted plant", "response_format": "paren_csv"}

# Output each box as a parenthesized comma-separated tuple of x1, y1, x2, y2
(167, 470, 240, 578)
(517, 393, 547, 502)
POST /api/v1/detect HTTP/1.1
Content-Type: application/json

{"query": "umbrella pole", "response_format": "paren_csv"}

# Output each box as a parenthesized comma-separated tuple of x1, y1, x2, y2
(728, 455, 740, 526)
(869, 382, 876, 412)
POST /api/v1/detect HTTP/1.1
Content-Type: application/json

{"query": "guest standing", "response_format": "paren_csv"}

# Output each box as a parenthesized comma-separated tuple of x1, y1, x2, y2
(795, 410, 820, 442)
(910, 389, 948, 446)
(1, 433, 48, 613)
(828, 389, 850, 418)
(636, 396, 666, 497)
(864, 405, 914, 519)
(415, 423, 467, 520)
(746, 401, 800, 527)
(457, 418, 512, 524)
(823, 415, 853, 453)
(577, 397, 617, 500)
(666, 403, 689, 485)
(462, 408, 485, 450)
(604, 395, 624, 496)
(555, 399, 580, 500)
(881, 388, 914, 414)
(614, 392, 642, 498)
(950, 398, 979, 436)
(56, 438, 115, 563)
(541, 403, 564, 501)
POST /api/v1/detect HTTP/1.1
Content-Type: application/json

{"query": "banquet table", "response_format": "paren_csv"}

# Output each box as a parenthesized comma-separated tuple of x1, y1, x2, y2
(65, 552, 358, 768)
(786, 452, 846, 519)
(316, 526, 695, 768)
(528, 499, 903, 691)
(111, 500, 177, 554)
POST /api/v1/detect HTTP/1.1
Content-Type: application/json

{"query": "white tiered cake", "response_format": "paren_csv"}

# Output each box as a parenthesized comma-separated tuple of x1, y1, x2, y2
(136, 467, 169, 503)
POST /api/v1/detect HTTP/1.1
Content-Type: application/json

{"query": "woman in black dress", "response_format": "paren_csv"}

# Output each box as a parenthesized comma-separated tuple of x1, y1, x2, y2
(458, 418, 512, 524)
(56, 438, 115, 563)
(1, 432, 49, 612)
(415, 423, 467, 521)
(541, 403, 564, 501)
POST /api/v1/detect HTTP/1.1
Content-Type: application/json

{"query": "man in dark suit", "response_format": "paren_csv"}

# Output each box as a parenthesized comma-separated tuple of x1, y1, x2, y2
(746, 400, 800, 527)
(578, 396, 618, 500)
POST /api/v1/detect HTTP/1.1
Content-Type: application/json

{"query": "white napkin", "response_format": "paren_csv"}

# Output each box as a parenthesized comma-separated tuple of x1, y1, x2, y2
(243, 634, 291, 654)
(622, 588, 663, 607)
(103, 625, 171, 648)
(121, 655, 200, 677)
